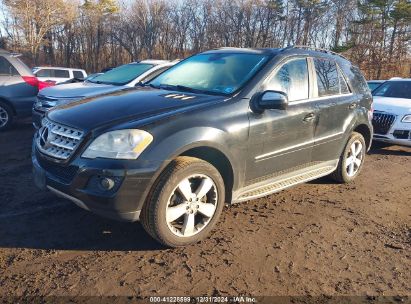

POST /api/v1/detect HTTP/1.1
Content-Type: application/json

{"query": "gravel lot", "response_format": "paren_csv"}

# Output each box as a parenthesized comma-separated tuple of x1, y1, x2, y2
(0, 121, 410, 298)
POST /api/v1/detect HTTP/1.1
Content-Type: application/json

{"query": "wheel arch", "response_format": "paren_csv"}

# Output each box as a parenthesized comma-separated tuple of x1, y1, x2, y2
(0, 97, 16, 115)
(179, 146, 235, 203)
(353, 123, 372, 150)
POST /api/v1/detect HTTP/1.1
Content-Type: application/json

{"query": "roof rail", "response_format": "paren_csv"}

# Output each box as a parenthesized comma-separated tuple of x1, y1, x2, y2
(283, 45, 350, 61)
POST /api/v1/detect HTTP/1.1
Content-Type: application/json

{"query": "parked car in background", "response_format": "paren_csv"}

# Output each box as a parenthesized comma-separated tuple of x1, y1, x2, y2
(0, 49, 43, 130)
(367, 80, 385, 92)
(32, 47, 373, 247)
(372, 79, 411, 147)
(32, 60, 177, 128)
(33, 67, 87, 84)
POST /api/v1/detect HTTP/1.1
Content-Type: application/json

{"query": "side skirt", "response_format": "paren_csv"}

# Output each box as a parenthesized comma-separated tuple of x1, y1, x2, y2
(232, 160, 338, 203)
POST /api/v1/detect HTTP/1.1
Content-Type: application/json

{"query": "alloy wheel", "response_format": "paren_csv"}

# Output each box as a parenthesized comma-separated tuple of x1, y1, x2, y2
(166, 174, 218, 238)
(346, 140, 363, 177)
(0, 105, 9, 128)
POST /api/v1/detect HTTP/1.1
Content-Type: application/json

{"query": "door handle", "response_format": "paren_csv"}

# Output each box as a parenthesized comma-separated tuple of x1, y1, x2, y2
(303, 113, 316, 122)
(349, 102, 357, 109)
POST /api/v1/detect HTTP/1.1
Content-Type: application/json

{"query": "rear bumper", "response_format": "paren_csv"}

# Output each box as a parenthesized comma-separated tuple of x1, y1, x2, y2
(11, 95, 37, 117)
(32, 139, 161, 222)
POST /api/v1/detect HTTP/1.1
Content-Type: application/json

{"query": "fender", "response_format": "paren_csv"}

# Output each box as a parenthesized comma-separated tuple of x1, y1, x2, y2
(143, 126, 244, 191)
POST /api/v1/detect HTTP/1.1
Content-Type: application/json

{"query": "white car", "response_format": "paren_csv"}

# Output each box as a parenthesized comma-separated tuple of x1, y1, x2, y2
(33, 67, 88, 84)
(32, 60, 178, 128)
(372, 79, 411, 146)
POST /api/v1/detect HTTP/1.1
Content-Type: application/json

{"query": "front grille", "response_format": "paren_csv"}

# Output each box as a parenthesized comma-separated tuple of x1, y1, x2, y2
(38, 156, 78, 183)
(36, 119, 84, 160)
(372, 112, 396, 135)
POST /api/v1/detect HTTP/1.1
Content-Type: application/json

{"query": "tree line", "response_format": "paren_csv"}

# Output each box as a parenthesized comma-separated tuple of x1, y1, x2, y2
(0, 0, 410, 79)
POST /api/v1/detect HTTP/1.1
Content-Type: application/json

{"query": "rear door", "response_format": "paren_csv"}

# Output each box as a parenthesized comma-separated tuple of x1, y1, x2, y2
(310, 57, 356, 162)
(247, 57, 317, 182)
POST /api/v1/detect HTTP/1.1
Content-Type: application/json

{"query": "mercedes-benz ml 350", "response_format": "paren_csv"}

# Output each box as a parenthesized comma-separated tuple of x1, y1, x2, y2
(32, 47, 373, 247)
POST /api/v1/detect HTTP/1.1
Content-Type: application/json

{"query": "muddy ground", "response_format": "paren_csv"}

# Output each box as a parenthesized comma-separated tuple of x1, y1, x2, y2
(0, 121, 410, 299)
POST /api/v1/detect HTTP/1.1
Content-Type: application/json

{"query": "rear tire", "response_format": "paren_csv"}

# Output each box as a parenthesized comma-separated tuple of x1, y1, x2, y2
(331, 132, 366, 183)
(141, 156, 225, 247)
(0, 101, 13, 131)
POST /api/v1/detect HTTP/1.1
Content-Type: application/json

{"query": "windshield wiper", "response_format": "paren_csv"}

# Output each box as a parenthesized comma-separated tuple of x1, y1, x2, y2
(143, 83, 160, 89)
(158, 84, 212, 95)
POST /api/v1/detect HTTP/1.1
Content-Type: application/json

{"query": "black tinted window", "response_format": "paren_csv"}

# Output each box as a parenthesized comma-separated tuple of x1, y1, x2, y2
(314, 58, 340, 97)
(54, 70, 70, 78)
(73, 70, 84, 79)
(269, 58, 309, 102)
(36, 69, 52, 77)
(0, 57, 19, 76)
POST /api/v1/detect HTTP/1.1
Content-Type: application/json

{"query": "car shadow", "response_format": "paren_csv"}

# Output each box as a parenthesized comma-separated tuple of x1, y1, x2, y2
(307, 176, 336, 185)
(368, 144, 411, 156)
(0, 199, 166, 252)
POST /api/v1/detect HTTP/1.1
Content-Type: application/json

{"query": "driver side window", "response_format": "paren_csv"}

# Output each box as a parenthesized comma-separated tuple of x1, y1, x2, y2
(268, 58, 309, 102)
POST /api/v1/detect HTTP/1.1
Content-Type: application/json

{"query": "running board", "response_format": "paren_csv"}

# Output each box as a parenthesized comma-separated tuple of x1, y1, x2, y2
(233, 161, 338, 203)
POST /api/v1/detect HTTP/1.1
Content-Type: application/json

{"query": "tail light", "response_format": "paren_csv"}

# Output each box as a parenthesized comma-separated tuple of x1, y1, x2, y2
(22, 76, 39, 87)
(22, 76, 56, 91)
(38, 81, 56, 91)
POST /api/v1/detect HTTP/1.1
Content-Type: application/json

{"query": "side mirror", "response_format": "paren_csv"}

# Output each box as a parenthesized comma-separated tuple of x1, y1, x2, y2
(255, 90, 288, 112)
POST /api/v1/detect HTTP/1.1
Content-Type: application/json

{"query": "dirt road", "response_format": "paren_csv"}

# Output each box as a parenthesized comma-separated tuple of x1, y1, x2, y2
(0, 121, 410, 298)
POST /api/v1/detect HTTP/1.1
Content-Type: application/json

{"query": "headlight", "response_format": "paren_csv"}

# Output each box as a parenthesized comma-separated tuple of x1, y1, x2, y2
(401, 115, 411, 123)
(82, 129, 153, 159)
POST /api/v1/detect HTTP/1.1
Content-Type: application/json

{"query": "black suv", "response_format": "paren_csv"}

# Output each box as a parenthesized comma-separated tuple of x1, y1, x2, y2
(32, 47, 373, 247)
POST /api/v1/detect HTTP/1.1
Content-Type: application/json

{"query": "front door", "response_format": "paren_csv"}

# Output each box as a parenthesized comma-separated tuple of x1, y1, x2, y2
(247, 57, 317, 183)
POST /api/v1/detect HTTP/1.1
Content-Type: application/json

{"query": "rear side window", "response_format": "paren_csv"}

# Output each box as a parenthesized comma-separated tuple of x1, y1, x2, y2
(36, 69, 52, 77)
(314, 58, 350, 97)
(54, 69, 70, 78)
(0, 57, 19, 76)
(268, 58, 309, 102)
(36, 69, 70, 78)
(73, 70, 85, 79)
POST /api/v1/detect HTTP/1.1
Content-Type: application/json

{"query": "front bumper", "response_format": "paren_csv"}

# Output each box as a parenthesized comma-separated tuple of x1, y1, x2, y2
(32, 107, 45, 129)
(32, 139, 161, 222)
(373, 116, 411, 147)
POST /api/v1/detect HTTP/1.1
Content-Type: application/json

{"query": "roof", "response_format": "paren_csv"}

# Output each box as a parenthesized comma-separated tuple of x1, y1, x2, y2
(202, 47, 282, 55)
(202, 46, 351, 62)
(139, 59, 171, 65)
(35, 66, 86, 71)
(387, 78, 411, 82)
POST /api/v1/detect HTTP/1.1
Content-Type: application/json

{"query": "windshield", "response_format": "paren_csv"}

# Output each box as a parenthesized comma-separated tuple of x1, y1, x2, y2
(89, 63, 154, 85)
(373, 81, 411, 99)
(368, 82, 383, 92)
(149, 53, 269, 95)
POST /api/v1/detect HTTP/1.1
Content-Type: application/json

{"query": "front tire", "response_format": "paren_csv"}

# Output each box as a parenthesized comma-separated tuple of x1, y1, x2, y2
(0, 101, 13, 131)
(141, 156, 225, 247)
(331, 132, 366, 183)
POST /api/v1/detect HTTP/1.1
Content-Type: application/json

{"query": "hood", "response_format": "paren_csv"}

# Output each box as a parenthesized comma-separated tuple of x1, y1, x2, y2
(373, 96, 411, 115)
(48, 87, 223, 131)
(39, 81, 127, 100)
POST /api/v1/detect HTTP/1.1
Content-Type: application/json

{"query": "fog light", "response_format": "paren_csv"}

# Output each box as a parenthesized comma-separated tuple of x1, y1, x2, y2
(100, 177, 115, 190)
